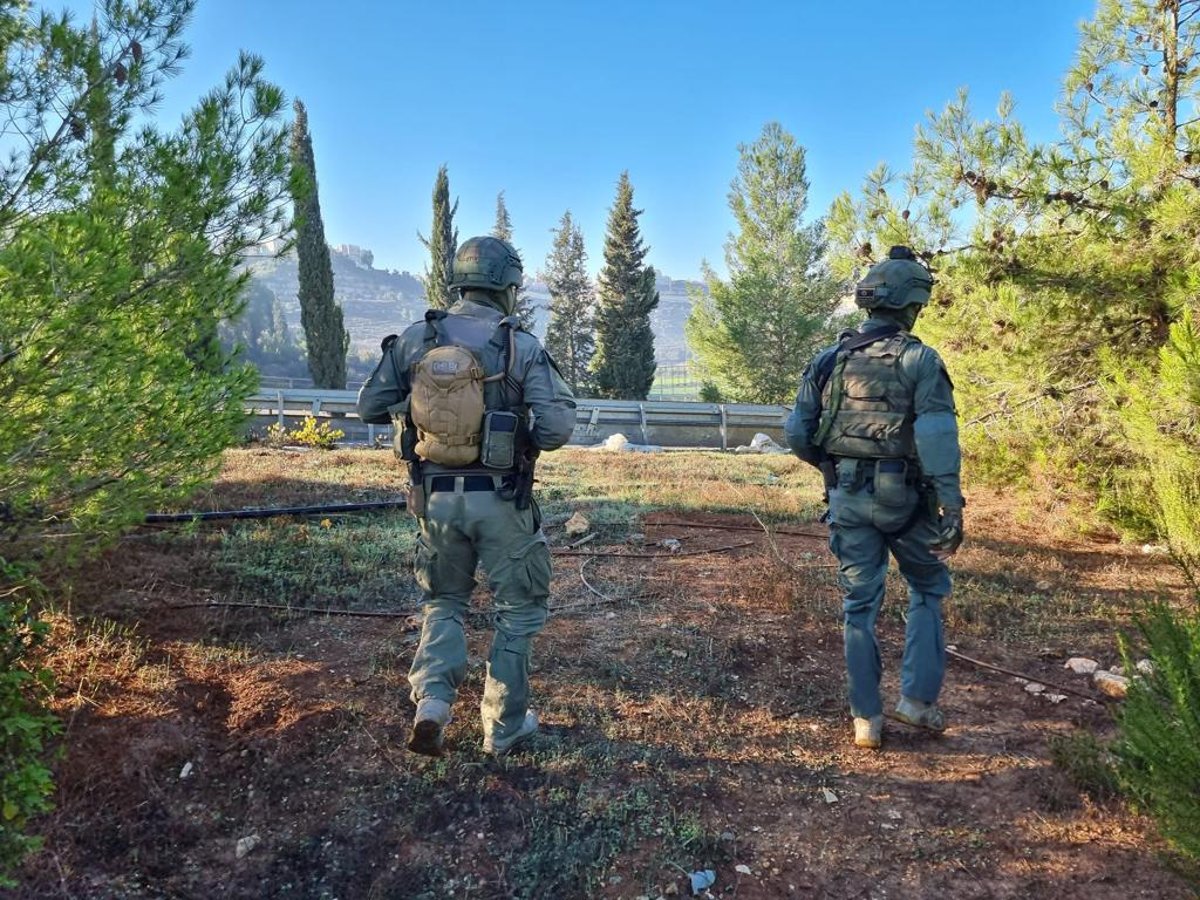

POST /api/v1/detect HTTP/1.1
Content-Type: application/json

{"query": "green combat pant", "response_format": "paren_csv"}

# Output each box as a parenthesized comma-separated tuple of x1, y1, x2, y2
(827, 462, 951, 720)
(408, 478, 552, 746)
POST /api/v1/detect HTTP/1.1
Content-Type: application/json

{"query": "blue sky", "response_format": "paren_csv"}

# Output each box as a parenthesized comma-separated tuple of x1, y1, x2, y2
(78, 0, 1096, 280)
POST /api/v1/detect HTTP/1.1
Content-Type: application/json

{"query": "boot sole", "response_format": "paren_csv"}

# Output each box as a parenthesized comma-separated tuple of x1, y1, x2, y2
(407, 720, 445, 757)
(885, 711, 946, 733)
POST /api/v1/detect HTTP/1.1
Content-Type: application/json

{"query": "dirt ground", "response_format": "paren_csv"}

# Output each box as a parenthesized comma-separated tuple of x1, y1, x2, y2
(14, 449, 1197, 899)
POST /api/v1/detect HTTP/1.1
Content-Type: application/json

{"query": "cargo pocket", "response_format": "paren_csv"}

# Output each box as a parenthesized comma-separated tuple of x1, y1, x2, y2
(413, 536, 437, 593)
(873, 463, 909, 508)
(506, 534, 552, 603)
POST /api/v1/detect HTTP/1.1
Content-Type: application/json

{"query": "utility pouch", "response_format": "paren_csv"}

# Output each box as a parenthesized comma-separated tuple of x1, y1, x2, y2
(480, 410, 519, 470)
(836, 458, 863, 491)
(388, 399, 412, 462)
(406, 481, 427, 519)
(873, 460, 909, 508)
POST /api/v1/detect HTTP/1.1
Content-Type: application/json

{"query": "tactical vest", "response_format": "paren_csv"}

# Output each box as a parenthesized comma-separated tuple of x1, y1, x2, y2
(815, 332, 917, 460)
(406, 310, 523, 469)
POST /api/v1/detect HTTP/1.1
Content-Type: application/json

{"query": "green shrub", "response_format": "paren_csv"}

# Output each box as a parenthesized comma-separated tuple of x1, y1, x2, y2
(1115, 603, 1200, 863)
(0, 582, 59, 887)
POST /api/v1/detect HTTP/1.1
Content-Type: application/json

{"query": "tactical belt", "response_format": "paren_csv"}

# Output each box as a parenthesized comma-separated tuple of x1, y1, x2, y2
(428, 474, 501, 493)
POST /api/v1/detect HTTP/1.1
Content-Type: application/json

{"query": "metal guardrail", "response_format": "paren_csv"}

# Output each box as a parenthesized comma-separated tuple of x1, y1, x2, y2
(246, 389, 791, 450)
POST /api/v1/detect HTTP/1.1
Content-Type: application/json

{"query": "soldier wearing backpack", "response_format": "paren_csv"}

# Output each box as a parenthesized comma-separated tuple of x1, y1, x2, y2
(357, 236, 577, 757)
(785, 246, 964, 751)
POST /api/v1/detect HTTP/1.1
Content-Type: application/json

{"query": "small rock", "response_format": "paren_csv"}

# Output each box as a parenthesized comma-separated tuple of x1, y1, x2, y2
(735, 864, 753, 876)
(1136, 658, 1155, 676)
(671, 649, 688, 659)
(660, 538, 683, 552)
(1044, 693, 1068, 704)
(1024, 682, 1046, 694)
(1064, 657, 1099, 675)
(235, 834, 261, 859)
(1035, 580, 1052, 592)
(605, 611, 616, 619)
(821, 788, 839, 804)
(564, 512, 590, 536)
(179, 761, 194, 780)
(1094, 670, 1131, 698)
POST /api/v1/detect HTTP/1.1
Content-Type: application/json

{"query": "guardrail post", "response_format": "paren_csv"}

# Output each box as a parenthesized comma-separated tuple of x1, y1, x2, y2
(367, 423, 375, 445)
(311, 398, 322, 416)
(276, 390, 284, 428)
(719, 404, 728, 451)
(638, 403, 649, 445)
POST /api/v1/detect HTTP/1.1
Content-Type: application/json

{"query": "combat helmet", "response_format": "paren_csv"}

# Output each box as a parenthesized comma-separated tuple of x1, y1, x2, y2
(854, 246, 933, 311)
(449, 236, 523, 295)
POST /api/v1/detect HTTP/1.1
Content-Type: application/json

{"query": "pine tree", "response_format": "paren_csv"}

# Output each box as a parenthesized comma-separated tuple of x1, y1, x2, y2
(419, 164, 458, 310)
(542, 210, 595, 393)
(592, 172, 659, 399)
(686, 123, 844, 404)
(290, 99, 348, 389)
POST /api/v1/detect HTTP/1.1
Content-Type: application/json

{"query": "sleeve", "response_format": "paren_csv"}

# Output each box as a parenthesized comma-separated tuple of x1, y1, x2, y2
(785, 351, 831, 467)
(356, 335, 405, 425)
(518, 340, 577, 451)
(907, 346, 964, 510)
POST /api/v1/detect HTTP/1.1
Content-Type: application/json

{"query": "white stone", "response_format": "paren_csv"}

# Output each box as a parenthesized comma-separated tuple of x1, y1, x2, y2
(1094, 670, 1131, 698)
(235, 834, 261, 859)
(1035, 580, 1052, 592)
(735, 865, 753, 876)
(660, 538, 683, 552)
(1044, 693, 1068, 704)
(821, 788, 839, 804)
(1024, 682, 1046, 694)
(603, 433, 629, 452)
(1136, 658, 1155, 676)
(179, 761, 194, 780)
(1063, 657, 1099, 675)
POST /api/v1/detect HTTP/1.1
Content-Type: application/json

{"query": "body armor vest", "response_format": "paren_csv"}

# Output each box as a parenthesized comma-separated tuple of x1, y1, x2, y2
(816, 332, 917, 460)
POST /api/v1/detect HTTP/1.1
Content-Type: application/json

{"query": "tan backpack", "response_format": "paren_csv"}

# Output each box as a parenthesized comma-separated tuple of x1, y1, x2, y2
(410, 341, 514, 466)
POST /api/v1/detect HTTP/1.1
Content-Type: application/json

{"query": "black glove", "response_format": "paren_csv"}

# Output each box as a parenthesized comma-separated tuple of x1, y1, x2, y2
(930, 507, 963, 560)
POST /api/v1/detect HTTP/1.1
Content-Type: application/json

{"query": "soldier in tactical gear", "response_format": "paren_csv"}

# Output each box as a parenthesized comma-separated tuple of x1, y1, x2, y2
(785, 246, 964, 750)
(357, 236, 577, 757)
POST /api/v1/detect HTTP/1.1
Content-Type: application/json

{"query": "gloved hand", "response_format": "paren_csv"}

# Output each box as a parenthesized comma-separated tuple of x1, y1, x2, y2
(930, 507, 963, 560)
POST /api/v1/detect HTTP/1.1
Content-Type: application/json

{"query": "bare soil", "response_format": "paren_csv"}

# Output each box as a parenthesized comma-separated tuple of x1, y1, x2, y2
(15, 449, 1196, 899)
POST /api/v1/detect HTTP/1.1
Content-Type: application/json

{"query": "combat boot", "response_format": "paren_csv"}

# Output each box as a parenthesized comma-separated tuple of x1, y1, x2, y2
(408, 697, 452, 756)
(853, 715, 883, 749)
(889, 696, 947, 732)
(483, 709, 538, 757)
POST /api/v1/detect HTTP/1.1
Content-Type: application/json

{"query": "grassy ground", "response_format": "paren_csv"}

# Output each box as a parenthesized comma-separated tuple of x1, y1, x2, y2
(16, 448, 1197, 898)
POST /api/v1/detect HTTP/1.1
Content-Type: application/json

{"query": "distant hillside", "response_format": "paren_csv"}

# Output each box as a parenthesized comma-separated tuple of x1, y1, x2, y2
(245, 244, 704, 366)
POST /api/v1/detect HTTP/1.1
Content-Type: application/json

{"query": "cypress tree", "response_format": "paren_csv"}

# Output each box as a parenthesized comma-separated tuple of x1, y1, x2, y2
(493, 190, 513, 242)
(592, 172, 659, 399)
(290, 99, 347, 389)
(491, 189, 536, 330)
(543, 210, 595, 393)
(419, 164, 458, 310)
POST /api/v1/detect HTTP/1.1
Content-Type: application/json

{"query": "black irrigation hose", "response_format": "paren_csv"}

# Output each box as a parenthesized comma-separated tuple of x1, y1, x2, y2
(143, 499, 407, 524)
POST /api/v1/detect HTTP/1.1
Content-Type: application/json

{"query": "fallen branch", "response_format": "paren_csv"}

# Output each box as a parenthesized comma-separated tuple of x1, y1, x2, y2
(946, 647, 1106, 704)
(553, 541, 755, 559)
(647, 519, 827, 539)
